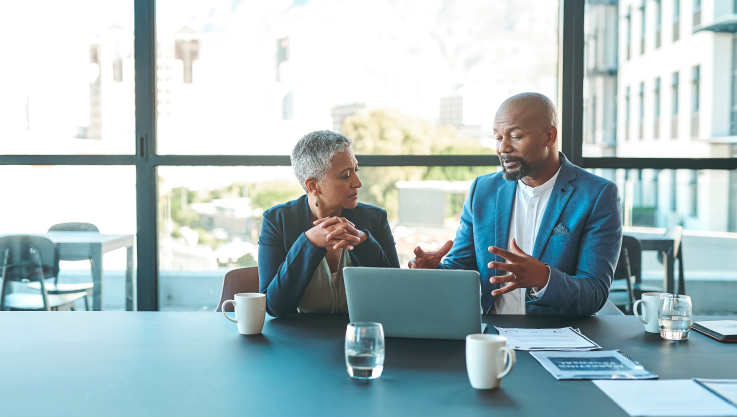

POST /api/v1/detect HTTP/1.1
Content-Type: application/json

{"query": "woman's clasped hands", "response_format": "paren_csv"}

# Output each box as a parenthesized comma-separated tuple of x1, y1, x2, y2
(305, 217, 367, 250)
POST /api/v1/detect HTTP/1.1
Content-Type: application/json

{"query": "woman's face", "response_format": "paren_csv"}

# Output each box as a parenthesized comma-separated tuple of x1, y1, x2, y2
(316, 149, 362, 210)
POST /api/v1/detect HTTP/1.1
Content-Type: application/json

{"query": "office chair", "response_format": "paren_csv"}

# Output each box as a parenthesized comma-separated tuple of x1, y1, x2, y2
(216, 266, 259, 312)
(0, 236, 86, 311)
(26, 222, 98, 310)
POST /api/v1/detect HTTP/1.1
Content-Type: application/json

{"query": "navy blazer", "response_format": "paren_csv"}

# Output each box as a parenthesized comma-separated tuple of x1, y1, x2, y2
(258, 195, 399, 318)
(440, 153, 623, 316)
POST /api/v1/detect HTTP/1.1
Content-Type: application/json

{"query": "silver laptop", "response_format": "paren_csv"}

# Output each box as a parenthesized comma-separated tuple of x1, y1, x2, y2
(343, 267, 485, 340)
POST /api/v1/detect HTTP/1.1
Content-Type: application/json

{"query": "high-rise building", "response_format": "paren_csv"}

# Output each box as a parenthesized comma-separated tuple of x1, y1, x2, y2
(88, 24, 133, 141)
(175, 26, 200, 85)
(89, 25, 200, 142)
(612, 0, 737, 231)
(436, 94, 490, 140)
(330, 103, 367, 133)
(276, 37, 294, 120)
(158, 26, 201, 120)
(438, 95, 464, 126)
(276, 37, 289, 83)
(583, 0, 619, 157)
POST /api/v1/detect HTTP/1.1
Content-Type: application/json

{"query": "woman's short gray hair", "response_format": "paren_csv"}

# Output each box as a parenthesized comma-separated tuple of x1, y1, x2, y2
(291, 130, 355, 192)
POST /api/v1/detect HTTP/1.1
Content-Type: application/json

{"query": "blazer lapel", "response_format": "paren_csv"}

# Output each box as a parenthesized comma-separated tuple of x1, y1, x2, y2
(532, 156, 577, 260)
(296, 195, 314, 244)
(495, 180, 516, 256)
(485, 179, 516, 312)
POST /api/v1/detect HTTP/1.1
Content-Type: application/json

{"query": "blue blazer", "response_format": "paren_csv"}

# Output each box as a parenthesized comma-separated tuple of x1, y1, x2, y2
(258, 195, 400, 318)
(440, 153, 622, 315)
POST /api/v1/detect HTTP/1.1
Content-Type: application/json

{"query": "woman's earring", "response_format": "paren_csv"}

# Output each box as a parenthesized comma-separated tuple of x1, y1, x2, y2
(315, 195, 319, 207)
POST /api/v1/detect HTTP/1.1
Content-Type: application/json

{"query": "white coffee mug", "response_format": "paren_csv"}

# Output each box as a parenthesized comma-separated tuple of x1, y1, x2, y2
(221, 293, 266, 335)
(466, 334, 516, 390)
(633, 292, 668, 333)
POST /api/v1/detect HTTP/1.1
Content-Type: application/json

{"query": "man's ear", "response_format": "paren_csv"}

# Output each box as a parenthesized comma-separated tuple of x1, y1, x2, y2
(545, 125, 558, 148)
(304, 177, 319, 195)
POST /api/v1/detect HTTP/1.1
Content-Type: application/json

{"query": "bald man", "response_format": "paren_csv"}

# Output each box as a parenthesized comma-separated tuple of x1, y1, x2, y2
(410, 93, 622, 315)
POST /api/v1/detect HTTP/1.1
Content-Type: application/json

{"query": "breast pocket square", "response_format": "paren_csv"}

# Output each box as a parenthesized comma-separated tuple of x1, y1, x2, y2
(552, 223, 570, 236)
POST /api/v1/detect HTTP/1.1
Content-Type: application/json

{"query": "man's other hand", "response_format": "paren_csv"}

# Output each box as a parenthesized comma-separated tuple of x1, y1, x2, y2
(408, 240, 453, 269)
(487, 238, 550, 296)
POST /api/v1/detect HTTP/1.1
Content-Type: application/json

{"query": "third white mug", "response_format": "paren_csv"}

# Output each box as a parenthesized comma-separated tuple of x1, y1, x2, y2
(633, 292, 668, 333)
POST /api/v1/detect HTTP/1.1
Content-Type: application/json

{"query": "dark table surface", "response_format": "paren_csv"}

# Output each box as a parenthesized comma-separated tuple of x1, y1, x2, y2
(1, 312, 735, 417)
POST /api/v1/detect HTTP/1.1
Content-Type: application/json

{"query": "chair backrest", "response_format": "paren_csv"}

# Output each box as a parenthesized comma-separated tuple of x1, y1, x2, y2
(0, 236, 59, 282)
(48, 222, 99, 261)
(0, 236, 59, 311)
(48, 222, 100, 232)
(216, 267, 259, 312)
(656, 225, 684, 265)
(664, 225, 684, 257)
(615, 235, 642, 283)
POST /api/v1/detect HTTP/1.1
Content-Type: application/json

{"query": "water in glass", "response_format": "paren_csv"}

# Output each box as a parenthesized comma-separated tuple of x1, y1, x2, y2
(345, 348, 385, 379)
(345, 322, 385, 380)
(659, 316, 692, 340)
(658, 294, 692, 341)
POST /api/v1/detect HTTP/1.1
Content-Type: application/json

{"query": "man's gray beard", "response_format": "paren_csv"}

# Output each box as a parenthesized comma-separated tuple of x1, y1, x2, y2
(501, 159, 534, 182)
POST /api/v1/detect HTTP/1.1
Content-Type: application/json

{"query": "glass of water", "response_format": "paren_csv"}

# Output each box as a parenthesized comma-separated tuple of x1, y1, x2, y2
(658, 294, 692, 340)
(345, 322, 385, 380)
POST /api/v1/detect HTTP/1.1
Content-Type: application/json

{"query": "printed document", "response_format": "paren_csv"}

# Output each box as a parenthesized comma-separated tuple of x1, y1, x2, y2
(594, 380, 737, 417)
(495, 327, 601, 351)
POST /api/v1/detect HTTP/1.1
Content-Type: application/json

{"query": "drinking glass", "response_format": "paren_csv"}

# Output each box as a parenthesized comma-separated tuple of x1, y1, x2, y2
(658, 294, 692, 340)
(345, 322, 385, 380)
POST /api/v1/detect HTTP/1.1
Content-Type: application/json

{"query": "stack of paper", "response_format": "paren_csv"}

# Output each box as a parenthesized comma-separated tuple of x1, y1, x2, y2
(594, 379, 737, 417)
(495, 327, 601, 351)
(696, 380, 737, 409)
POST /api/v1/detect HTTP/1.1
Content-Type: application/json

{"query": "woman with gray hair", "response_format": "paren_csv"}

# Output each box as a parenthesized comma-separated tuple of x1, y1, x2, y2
(258, 130, 399, 318)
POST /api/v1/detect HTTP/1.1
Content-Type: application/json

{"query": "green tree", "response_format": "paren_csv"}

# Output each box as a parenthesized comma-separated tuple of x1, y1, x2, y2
(341, 108, 495, 219)
(247, 181, 304, 212)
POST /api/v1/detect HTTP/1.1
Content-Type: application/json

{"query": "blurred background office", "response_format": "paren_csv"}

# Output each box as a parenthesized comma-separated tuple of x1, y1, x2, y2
(0, 0, 735, 314)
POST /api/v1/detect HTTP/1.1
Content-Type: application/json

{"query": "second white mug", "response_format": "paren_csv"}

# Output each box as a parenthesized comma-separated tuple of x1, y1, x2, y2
(466, 334, 516, 390)
(633, 292, 668, 333)
(222, 293, 266, 335)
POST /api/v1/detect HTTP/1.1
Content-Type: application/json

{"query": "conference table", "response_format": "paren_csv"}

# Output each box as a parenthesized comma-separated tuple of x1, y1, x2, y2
(0, 232, 135, 311)
(2, 313, 735, 416)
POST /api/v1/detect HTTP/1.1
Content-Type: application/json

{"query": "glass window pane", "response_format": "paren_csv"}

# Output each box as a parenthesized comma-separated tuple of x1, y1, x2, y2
(156, 1, 559, 155)
(162, 165, 737, 315)
(590, 167, 737, 314)
(583, 0, 737, 159)
(158, 166, 302, 311)
(0, 2, 134, 155)
(0, 166, 136, 310)
(157, 164, 497, 311)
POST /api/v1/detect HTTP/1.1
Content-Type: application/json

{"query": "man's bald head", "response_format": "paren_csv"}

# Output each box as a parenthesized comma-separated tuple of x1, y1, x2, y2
(496, 92, 558, 131)
(493, 92, 561, 186)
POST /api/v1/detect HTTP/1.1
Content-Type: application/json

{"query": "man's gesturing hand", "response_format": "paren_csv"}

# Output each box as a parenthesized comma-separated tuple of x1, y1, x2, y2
(408, 240, 453, 269)
(487, 238, 550, 297)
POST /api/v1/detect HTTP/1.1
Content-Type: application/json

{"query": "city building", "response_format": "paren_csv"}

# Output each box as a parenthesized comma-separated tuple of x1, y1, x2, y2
(89, 24, 200, 142)
(584, 0, 737, 232)
(88, 24, 134, 142)
(583, 0, 619, 157)
(437, 95, 491, 140)
(330, 102, 367, 132)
